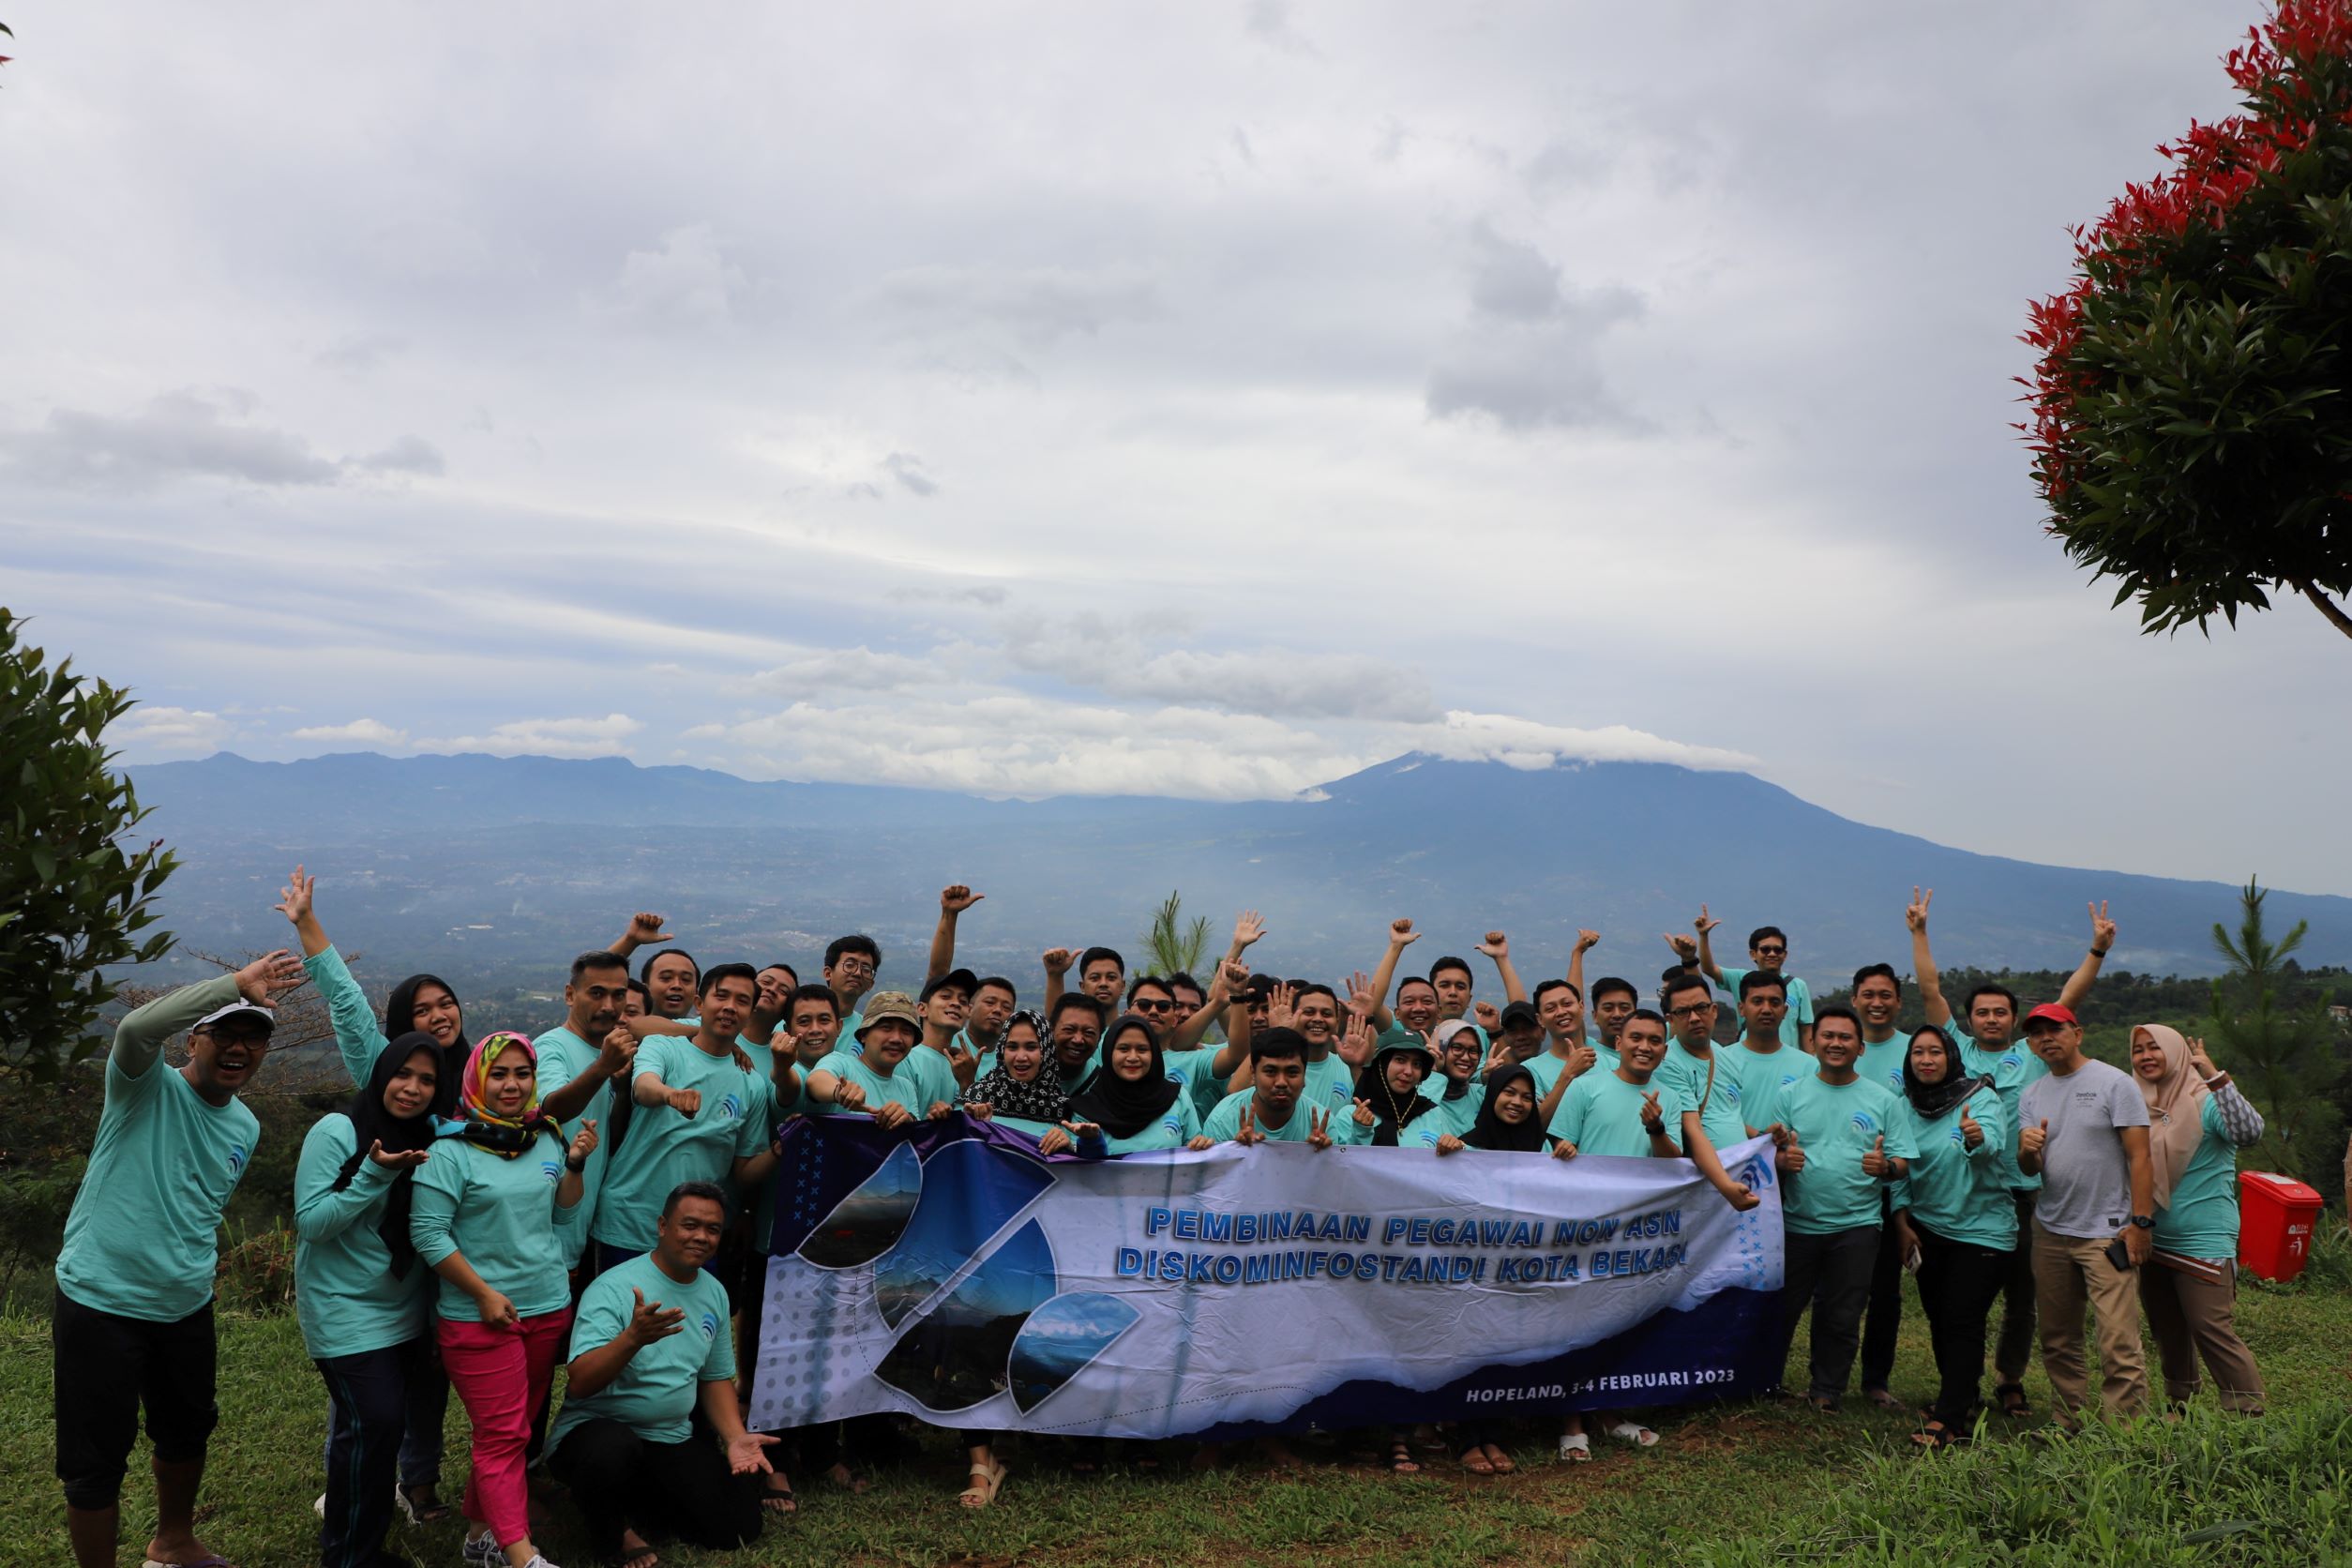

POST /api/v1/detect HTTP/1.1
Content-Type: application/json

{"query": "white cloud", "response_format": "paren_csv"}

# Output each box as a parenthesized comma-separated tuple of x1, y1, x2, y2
(289, 717, 412, 746)
(1417, 712, 1755, 773)
(110, 705, 236, 753)
(585, 224, 745, 329)
(868, 263, 1160, 349)
(421, 714, 643, 759)
(749, 648, 945, 697)
(0, 389, 444, 490)
(1003, 615, 1440, 722)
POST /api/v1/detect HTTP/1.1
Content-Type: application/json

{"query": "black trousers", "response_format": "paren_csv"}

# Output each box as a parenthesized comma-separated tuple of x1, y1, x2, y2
(550, 1417, 761, 1560)
(1777, 1226, 1879, 1407)
(315, 1338, 435, 1568)
(52, 1293, 218, 1510)
(1992, 1190, 2039, 1387)
(1859, 1188, 1906, 1391)
(1912, 1224, 2008, 1428)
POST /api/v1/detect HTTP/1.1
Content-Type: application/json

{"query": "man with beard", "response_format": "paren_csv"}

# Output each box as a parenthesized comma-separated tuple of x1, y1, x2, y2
(1908, 888, 2115, 1422)
(550, 1184, 772, 1566)
(53, 950, 306, 1568)
(537, 953, 643, 1274)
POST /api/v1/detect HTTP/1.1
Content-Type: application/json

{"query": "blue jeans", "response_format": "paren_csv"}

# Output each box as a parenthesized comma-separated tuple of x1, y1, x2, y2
(316, 1337, 442, 1568)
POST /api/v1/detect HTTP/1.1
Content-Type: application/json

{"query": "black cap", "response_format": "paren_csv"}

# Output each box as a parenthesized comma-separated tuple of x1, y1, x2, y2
(1500, 1000, 1541, 1030)
(920, 968, 980, 1005)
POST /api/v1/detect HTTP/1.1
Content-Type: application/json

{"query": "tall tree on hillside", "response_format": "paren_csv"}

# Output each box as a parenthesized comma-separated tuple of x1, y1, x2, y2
(1142, 890, 1212, 979)
(2023, 0, 2352, 645)
(2209, 877, 2340, 1179)
(0, 608, 179, 1080)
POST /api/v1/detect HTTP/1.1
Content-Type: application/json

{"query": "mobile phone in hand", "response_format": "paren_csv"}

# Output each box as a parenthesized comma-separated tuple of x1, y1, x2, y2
(2105, 1233, 2134, 1272)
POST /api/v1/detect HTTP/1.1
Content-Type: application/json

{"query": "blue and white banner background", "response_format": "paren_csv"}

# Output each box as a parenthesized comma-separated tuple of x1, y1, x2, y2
(746, 1116, 1785, 1440)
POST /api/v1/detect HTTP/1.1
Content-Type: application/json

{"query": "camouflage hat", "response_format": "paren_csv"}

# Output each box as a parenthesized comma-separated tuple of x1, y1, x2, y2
(854, 990, 921, 1042)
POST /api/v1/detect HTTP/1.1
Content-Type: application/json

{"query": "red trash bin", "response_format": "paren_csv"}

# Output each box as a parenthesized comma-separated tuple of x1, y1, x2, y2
(2237, 1171, 2325, 1282)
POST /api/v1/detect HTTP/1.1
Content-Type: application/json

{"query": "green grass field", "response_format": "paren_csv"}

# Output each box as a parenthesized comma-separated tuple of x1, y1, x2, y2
(8, 1268, 2352, 1568)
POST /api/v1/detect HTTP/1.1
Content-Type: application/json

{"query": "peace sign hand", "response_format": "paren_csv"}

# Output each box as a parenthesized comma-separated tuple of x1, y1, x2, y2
(2186, 1036, 2220, 1078)
(1905, 886, 1933, 933)
(2088, 899, 2117, 955)
(1305, 1106, 1334, 1151)
(1235, 1105, 1264, 1146)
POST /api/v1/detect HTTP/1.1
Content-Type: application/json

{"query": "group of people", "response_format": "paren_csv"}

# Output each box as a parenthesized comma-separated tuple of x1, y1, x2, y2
(49, 873, 2274, 1568)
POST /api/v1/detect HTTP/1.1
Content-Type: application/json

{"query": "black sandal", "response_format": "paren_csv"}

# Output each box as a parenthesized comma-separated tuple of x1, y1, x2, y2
(1994, 1382, 2031, 1419)
(1388, 1440, 1422, 1474)
(1911, 1420, 1966, 1452)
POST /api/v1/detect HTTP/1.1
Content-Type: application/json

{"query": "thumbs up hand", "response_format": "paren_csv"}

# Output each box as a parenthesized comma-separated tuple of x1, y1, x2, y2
(1862, 1132, 1890, 1178)
(1958, 1105, 1983, 1151)
(1776, 1128, 1805, 1173)
(2019, 1118, 2049, 1159)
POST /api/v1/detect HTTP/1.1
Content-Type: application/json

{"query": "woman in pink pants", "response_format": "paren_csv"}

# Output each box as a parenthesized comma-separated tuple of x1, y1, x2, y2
(411, 1033, 596, 1568)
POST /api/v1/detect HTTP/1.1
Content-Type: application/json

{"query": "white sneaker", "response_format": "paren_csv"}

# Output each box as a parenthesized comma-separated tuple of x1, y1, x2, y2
(520, 1556, 564, 1568)
(313, 1492, 326, 1518)
(461, 1532, 502, 1568)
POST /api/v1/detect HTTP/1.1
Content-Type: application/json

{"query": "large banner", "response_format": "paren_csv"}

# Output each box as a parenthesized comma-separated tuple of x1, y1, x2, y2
(746, 1115, 1786, 1440)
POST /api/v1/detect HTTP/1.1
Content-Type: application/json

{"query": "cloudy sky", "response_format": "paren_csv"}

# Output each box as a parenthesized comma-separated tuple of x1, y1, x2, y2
(5, 2, 2345, 892)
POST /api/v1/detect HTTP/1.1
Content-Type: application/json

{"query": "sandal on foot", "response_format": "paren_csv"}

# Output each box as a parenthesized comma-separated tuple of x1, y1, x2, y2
(1485, 1444, 1516, 1475)
(1864, 1387, 1905, 1410)
(395, 1483, 452, 1526)
(1605, 1421, 1659, 1448)
(1457, 1447, 1495, 1474)
(959, 1460, 1007, 1508)
(1911, 1420, 1966, 1452)
(761, 1479, 797, 1515)
(1558, 1433, 1591, 1463)
(1995, 1383, 2031, 1419)
(617, 1545, 660, 1568)
(822, 1463, 869, 1494)
(1386, 1440, 1422, 1474)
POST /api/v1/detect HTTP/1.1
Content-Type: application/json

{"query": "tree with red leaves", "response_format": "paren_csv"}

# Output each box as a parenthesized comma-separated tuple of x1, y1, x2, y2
(2024, 0, 2352, 643)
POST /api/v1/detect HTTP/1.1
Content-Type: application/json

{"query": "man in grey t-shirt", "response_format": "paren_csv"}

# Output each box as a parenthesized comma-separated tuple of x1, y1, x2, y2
(2016, 1003, 2153, 1423)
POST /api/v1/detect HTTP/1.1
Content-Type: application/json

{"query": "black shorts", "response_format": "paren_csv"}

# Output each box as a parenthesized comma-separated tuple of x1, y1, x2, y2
(52, 1291, 219, 1509)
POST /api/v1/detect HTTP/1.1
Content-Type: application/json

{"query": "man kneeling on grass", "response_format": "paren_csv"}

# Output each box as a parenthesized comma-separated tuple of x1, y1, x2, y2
(550, 1182, 776, 1568)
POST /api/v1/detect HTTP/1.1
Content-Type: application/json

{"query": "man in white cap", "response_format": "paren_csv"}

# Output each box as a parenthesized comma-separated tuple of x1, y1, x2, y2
(52, 950, 305, 1568)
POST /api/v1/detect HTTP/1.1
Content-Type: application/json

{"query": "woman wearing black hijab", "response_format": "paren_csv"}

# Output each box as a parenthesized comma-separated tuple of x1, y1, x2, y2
(1443, 1063, 1547, 1154)
(1351, 1038, 1439, 1148)
(294, 1033, 445, 1562)
(1069, 1014, 1200, 1153)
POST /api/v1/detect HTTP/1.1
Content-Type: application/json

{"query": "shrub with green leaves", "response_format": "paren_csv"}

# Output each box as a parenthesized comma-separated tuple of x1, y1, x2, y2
(0, 607, 178, 1079)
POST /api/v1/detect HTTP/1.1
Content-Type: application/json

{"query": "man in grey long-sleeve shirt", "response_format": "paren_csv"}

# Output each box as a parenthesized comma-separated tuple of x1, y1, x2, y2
(2017, 1002, 2154, 1424)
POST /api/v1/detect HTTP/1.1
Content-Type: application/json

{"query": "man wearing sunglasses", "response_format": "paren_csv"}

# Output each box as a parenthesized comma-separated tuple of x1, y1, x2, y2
(1694, 910, 1814, 1052)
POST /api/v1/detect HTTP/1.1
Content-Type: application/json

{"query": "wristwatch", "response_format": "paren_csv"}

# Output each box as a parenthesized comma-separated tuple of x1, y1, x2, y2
(2129, 1214, 2154, 1229)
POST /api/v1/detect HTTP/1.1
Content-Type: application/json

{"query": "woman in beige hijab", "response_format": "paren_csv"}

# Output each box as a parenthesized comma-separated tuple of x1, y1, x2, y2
(2129, 1024, 2267, 1414)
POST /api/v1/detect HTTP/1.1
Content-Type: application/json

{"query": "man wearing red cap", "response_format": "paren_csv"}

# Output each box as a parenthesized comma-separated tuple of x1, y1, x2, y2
(2018, 1001, 2154, 1425)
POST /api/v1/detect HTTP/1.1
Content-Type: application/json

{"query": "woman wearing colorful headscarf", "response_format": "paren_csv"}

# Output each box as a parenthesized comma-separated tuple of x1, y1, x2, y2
(1069, 1014, 1202, 1153)
(1885, 1025, 2010, 1450)
(410, 1033, 596, 1568)
(2131, 1024, 2268, 1415)
(279, 865, 463, 1523)
(957, 1010, 1075, 1140)
(295, 1033, 443, 1568)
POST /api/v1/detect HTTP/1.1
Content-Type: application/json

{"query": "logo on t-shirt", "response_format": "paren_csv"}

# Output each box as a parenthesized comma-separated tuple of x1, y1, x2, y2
(700, 1310, 720, 1340)
(226, 1144, 248, 1177)
(719, 1093, 744, 1121)
(1848, 1112, 1878, 1137)
(540, 1161, 562, 1184)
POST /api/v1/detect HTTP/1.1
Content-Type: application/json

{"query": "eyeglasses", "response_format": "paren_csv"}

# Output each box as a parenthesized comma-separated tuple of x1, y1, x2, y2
(1670, 1003, 1716, 1018)
(1131, 999, 1174, 1014)
(832, 958, 877, 975)
(1753, 946, 1787, 957)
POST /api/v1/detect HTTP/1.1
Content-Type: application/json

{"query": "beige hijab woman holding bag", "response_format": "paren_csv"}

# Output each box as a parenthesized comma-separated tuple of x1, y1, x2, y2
(2129, 1024, 2268, 1415)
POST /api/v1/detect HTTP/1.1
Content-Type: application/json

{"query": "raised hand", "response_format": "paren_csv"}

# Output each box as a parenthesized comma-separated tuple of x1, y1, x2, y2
(941, 883, 984, 915)
(665, 1087, 702, 1118)
(944, 1036, 979, 1085)
(2019, 1119, 2049, 1159)
(1958, 1105, 1984, 1150)
(1388, 917, 1420, 949)
(1337, 1011, 1376, 1067)
(1268, 982, 1300, 1032)
(273, 865, 316, 926)
(1233, 910, 1267, 950)
(624, 1286, 686, 1347)
(624, 912, 672, 948)
(1351, 1097, 1377, 1127)
(1219, 957, 1252, 993)
(1235, 1104, 1264, 1146)
(1551, 1140, 1578, 1161)
(1480, 1035, 1515, 1076)
(1473, 1001, 1502, 1032)
(1574, 927, 1602, 955)
(234, 948, 306, 1003)
(1662, 932, 1698, 963)
(726, 1430, 781, 1476)
(1476, 930, 1510, 960)
(1306, 1106, 1334, 1152)
(567, 1119, 600, 1164)
(367, 1138, 430, 1171)
(597, 1020, 639, 1077)
(2186, 1035, 2220, 1078)
(1905, 886, 1933, 933)
(1862, 1133, 1890, 1178)
(1041, 946, 1075, 976)
(1345, 970, 1377, 1018)
(1694, 904, 1722, 937)
(2088, 899, 2117, 955)
(1568, 1043, 1597, 1078)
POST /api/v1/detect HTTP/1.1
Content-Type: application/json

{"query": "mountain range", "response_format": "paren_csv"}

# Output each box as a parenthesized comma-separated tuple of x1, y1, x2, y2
(118, 750, 2352, 999)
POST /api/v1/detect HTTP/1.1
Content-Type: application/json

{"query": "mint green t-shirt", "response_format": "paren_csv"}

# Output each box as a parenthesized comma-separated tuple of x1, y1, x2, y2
(1093, 1093, 1204, 1155)
(294, 1113, 433, 1358)
(1715, 968, 1814, 1049)
(1303, 1053, 1366, 1146)
(1523, 1048, 1585, 1106)
(305, 945, 400, 1087)
(1892, 1084, 2014, 1251)
(1162, 1046, 1239, 1120)
(1203, 1089, 1321, 1143)
(1772, 1075, 1916, 1236)
(410, 1130, 575, 1321)
(592, 1037, 771, 1252)
(1856, 1037, 1909, 1097)
(1724, 1043, 1807, 1130)
(550, 1253, 735, 1451)
(1945, 1020, 2048, 1193)
(1656, 1042, 1751, 1147)
(1409, 1080, 1486, 1146)
(533, 1026, 613, 1270)
(2154, 1097, 2241, 1259)
(56, 975, 261, 1323)
(811, 1048, 934, 1116)
(898, 1042, 966, 1115)
(1548, 1071, 1693, 1159)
